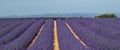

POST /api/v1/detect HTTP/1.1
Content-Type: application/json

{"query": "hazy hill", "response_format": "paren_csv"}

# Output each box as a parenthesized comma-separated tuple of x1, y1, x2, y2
(0, 13, 119, 18)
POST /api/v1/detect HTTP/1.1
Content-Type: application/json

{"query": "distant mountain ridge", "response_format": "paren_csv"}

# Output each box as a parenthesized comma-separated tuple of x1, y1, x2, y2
(0, 13, 120, 18)
(27, 13, 98, 18)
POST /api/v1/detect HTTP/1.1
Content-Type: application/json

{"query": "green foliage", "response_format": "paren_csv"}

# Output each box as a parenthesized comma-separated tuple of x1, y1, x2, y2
(53, 18, 57, 20)
(61, 18, 64, 20)
(79, 16, 83, 18)
(95, 14, 117, 18)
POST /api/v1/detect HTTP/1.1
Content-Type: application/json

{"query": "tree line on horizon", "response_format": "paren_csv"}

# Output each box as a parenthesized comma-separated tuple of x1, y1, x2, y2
(79, 13, 117, 18)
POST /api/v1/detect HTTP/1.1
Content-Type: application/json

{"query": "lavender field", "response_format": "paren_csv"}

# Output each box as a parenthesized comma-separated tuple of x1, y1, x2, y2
(0, 18, 120, 50)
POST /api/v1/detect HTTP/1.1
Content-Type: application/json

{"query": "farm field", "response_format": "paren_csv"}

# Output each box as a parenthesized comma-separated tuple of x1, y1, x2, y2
(0, 18, 120, 50)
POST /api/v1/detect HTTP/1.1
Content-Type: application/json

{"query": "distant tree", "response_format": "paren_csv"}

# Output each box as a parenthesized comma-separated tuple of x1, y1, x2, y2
(45, 18, 49, 20)
(53, 18, 57, 20)
(79, 16, 83, 18)
(36, 18, 41, 20)
(61, 18, 64, 20)
(95, 14, 117, 18)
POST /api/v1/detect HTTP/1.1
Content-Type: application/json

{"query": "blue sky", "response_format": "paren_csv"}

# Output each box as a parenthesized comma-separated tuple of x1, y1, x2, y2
(0, 0, 120, 16)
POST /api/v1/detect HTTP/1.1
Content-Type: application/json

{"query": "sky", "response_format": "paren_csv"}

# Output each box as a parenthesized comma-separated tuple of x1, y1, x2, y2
(0, 0, 120, 16)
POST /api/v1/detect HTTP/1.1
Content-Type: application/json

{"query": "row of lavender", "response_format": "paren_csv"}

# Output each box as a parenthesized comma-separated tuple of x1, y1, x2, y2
(0, 19, 95, 50)
(0, 18, 120, 50)
(56, 19, 94, 50)
(28, 19, 54, 50)
(0, 19, 45, 50)
(28, 19, 93, 50)
(65, 18, 120, 50)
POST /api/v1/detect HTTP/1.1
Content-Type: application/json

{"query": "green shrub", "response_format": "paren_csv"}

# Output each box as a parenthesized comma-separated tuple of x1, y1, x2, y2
(79, 16, 83, 18)
(95, 14, 117, 18)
